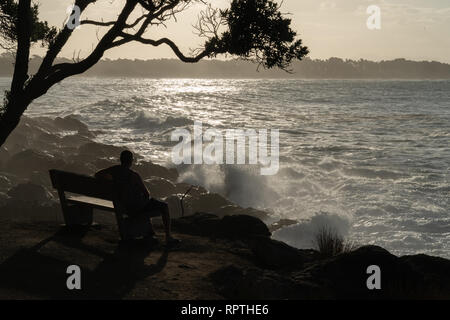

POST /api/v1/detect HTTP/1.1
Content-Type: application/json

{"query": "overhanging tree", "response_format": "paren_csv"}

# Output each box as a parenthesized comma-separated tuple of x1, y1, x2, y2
(0, 0, 308, 147)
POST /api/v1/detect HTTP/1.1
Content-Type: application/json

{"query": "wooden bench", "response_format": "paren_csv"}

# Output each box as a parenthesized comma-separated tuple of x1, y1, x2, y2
(49, 169, 153, 241)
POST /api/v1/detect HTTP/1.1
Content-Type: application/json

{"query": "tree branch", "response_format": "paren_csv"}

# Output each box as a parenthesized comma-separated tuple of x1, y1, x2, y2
(27, 0, 138, 99)
(35, 0, 96, 77)
(113, 33, 210, 62)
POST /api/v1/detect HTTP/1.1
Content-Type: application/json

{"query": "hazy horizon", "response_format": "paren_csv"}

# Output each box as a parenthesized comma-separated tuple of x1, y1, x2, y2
(2, 55, 450, 79)
(1, 0, 449, 64)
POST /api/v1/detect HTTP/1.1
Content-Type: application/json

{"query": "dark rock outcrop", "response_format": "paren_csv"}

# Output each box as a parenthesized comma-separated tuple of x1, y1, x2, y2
(292, 245, 450, 299)
(219, 215, 271, 238)
(7, 183, 53, 204)
(0, 147, 10, 170)
(135, 161, 179, 181)
(172, 212, 221, 237)
(210, 264, 329, 299)
(172, 212, 271, 239)
(6, 150, 65, 178)
(249, 236, 319, 269)
(209, 245, 450, 299)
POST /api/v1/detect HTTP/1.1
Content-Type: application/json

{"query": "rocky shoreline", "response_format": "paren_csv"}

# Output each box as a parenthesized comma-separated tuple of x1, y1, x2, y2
(0, 115, 449, 299)
(0, 115, 268, 222)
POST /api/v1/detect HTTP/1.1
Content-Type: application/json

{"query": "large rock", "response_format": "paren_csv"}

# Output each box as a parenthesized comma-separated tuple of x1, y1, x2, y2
(184, 192, 232, 215)
(7, 182, 53, 204)
(292, 245, 450, 299)
(135, 161, 178, 181)
(0, 147, 10, 169)
(60, 134, 93, 148)
(249, 236, 319, 269)
(399, 254, 450, 298)
(174, 183, 207, 197)
(172, 212, 221, 237)
(0, 191, 8, 206)
(172, 212, 271, 240)
(269, 218, 298, 232)
(218, 215, 271, 238)
(0, 174, 12, 192)
(212, 204, 268, 220)
(0, 202, 61, 221)
(144, 177, 176, 199)
(209, 264, 327, 299)
(54, 116, 90, 135)
(6, 149, 66, 178)
(78, 142, 124, 159)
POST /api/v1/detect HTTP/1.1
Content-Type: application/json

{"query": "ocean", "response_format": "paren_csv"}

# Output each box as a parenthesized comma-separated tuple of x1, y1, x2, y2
(1, 77, 449, 258)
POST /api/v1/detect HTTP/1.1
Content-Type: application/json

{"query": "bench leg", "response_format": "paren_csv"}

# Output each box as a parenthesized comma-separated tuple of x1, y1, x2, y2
(61, 203, 93, 226)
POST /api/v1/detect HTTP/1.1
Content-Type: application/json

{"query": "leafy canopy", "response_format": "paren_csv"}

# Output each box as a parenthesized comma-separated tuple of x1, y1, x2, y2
(0, 0, 56, 50)
(206, 0, 309, 70)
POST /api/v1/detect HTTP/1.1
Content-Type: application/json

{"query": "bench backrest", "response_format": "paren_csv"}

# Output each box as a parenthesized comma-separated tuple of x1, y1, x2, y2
(49, 169, 115, 200)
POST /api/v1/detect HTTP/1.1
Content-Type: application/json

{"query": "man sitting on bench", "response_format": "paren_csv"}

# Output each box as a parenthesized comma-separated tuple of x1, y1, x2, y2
(95, 150, 180, 246)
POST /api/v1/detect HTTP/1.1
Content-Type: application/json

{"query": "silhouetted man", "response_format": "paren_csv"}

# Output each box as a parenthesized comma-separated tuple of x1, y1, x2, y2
(95, 150, 179, 246)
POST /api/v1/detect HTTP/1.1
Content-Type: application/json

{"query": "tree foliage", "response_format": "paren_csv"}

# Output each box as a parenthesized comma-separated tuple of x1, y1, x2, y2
(208, 0, 309, 70)
(0, 0, 56, 50)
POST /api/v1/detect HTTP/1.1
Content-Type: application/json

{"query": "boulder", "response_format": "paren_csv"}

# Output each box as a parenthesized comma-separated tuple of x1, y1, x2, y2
(135, 161, 178, 181)
(0, 146, 10, 169)
(295, 245, 427, 299)
(174, 183, 207, 197)
(399, 254, 450, 298)
(0, 191, 9, 206)
(54, 116, 90, 133)
(6, 149, 66, 178)
(186, 192, 232, 214)
(217, 215, 271, 238)
(0, 202, 61, 221)
(144, 177, 176, 199)
(269, 218, 298, 232)
(172, 212, 221, 237)
(0, 174, 12, 192)
(172, 212, 271, 240)
(249, 236, 319, 269)
(209, 264, 326, 299)
(78, 142, 124, 159)
(212, 205, 268, 220)
(7, 182, 53, 204)
(60, 133, 93, 148)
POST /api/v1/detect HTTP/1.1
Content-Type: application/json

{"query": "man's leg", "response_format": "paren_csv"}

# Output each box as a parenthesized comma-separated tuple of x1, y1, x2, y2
(146, 199, 179, 244)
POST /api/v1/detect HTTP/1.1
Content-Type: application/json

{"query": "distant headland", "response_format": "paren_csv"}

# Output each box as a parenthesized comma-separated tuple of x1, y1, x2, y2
(1, 54, 450, 79)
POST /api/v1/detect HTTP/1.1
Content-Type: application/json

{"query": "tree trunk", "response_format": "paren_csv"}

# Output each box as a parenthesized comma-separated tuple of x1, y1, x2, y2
(1, 0, 33, 148)
(0, 96, 30, 148)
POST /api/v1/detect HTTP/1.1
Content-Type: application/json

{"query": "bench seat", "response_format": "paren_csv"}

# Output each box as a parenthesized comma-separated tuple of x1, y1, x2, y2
(66, 195, 114, 212)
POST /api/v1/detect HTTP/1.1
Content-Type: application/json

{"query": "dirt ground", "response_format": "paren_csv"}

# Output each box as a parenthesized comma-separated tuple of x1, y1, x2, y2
(0, 214, 255, 300)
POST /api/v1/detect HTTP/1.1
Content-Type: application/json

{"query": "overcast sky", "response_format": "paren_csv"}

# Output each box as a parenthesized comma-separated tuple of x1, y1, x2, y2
(21, 0, 450, 63)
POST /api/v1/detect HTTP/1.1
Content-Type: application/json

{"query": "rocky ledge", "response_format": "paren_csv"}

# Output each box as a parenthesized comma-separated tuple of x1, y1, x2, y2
(0, 212, 448, 299)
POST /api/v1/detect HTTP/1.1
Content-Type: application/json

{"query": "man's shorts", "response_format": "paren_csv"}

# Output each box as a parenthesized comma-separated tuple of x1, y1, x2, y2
(141, 198, 168, 218)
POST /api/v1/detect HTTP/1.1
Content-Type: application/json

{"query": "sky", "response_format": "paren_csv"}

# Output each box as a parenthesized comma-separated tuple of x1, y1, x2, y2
(15, 0, 450, 63)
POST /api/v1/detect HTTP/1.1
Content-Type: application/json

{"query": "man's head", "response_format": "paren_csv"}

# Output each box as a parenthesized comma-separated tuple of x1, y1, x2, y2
(120, 150, 133, 168)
